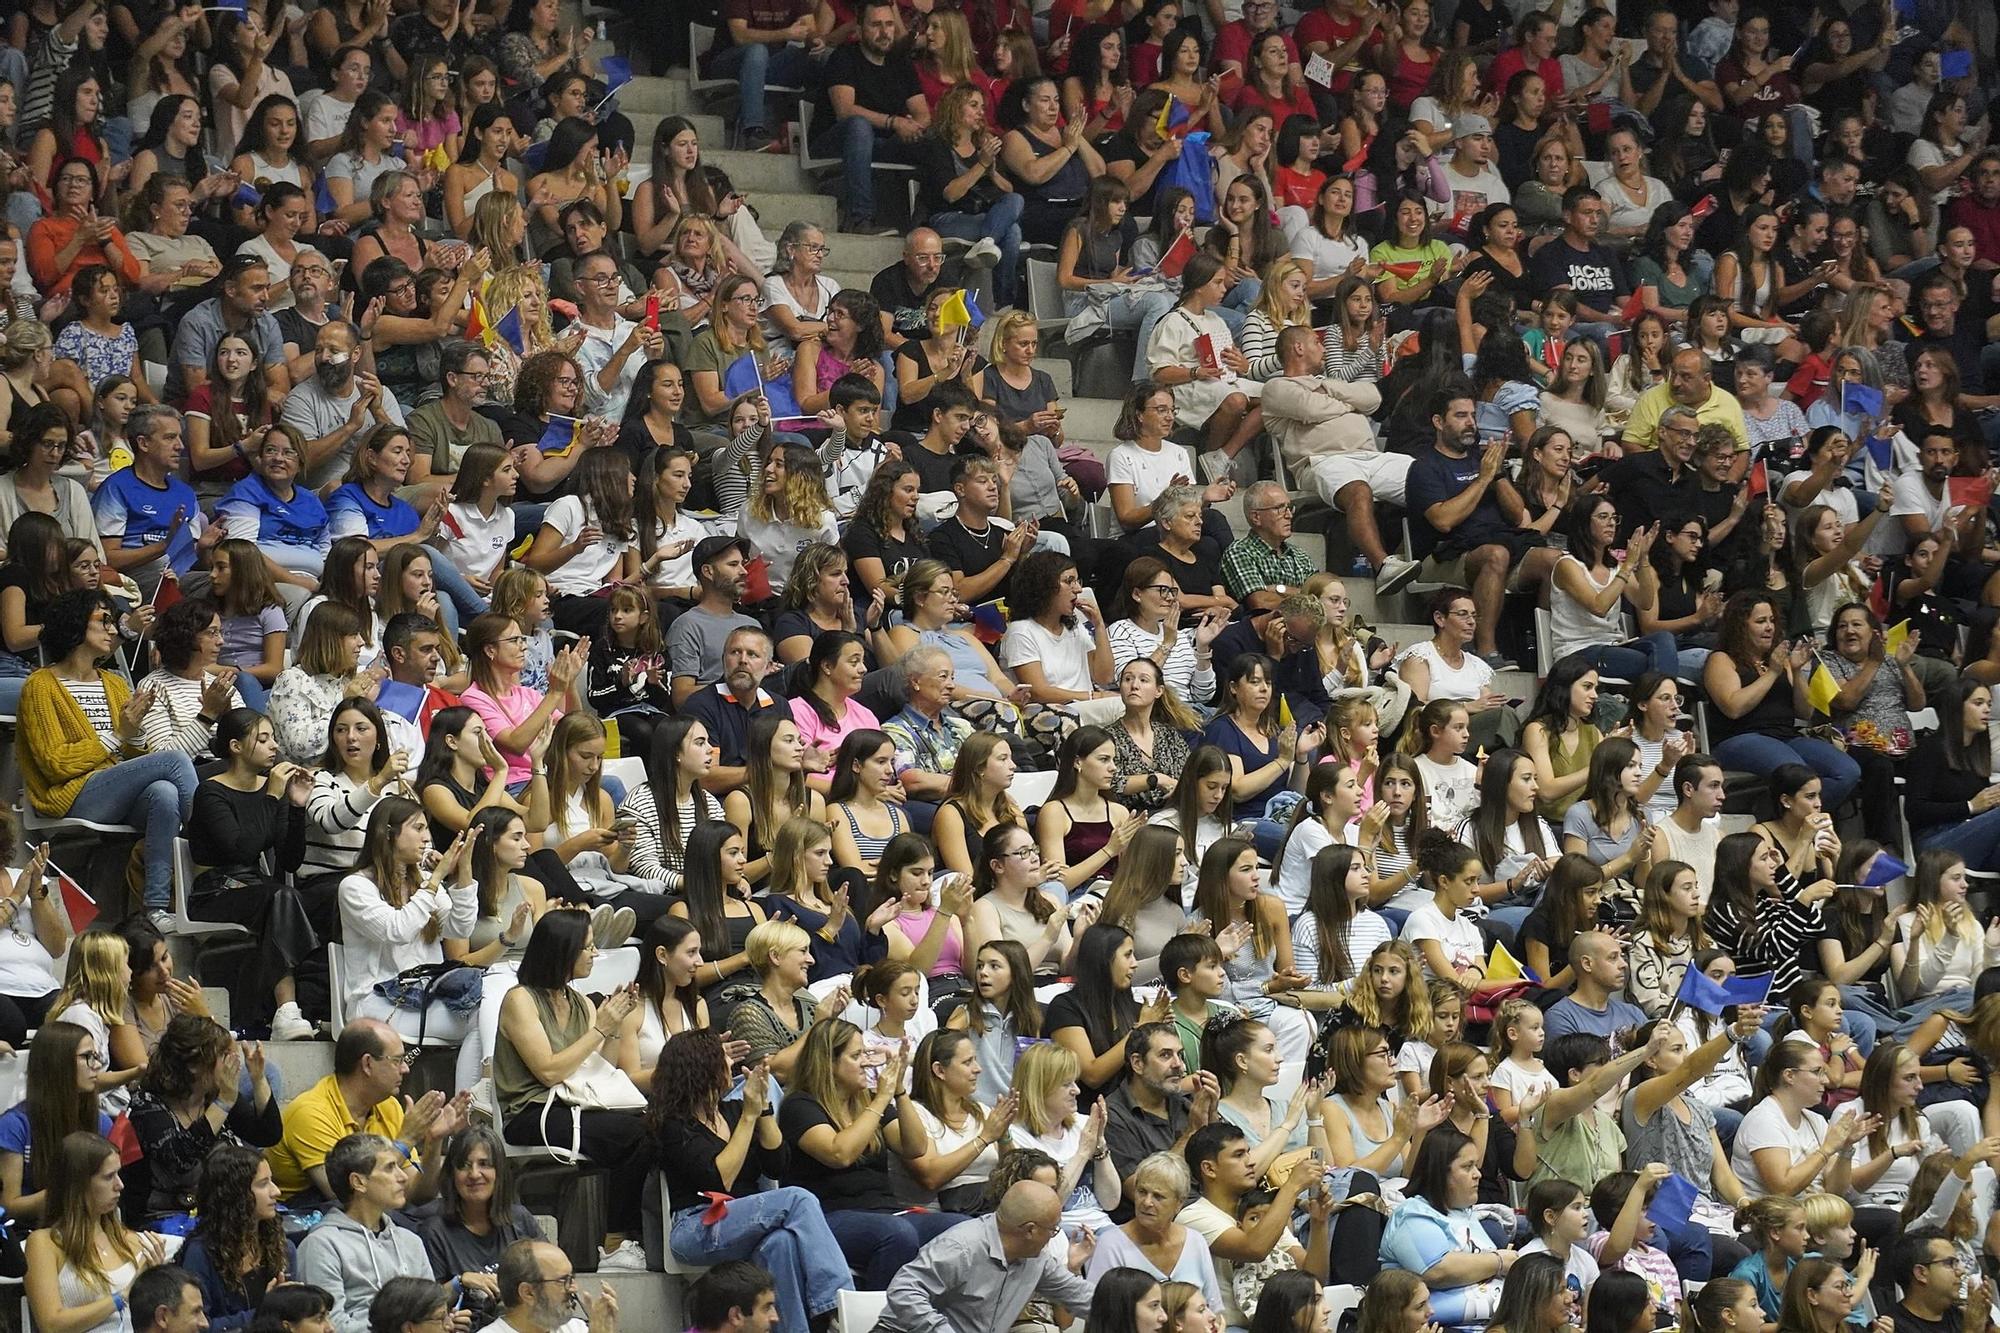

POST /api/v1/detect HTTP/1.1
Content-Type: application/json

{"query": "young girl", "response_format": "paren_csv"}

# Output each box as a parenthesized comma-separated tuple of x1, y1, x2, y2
(207, 538, 287, 709)
(585, 585, 671, 763)
(1401, 700, 1478, 831)
(1518, 855, 1606, 992)
(828, 729, 915, 881)
(1521, 292, 1576, 386)
(1778, 977, 1865, 1098)
(1607, 311, 1669, 418)
(1458, 748, 1556, 920)
(1291, 843, 1391, 1006)
(1323, 696, 1382, 813)
(762, 815, 891, 982)
(1629, 860, 1709, 1018)
(1193, 836, 1314, 1061)
(1149, 745, 1235, 908)
(489, 568, 555, 694)
(1344, 939, 1434, 1055)
(1685, 293, 1743, 393)
(525, 447, 639, 638)
(1892, 847, 2000, 1012)
(184, 334, 271, 496)
(1487, 997, 1557, 1127)
(1400, 831, 1496, 993)
(1560, 738, 1654, 886)
(873, 833, 972, 989)
(1691, 1278, 1764, 1333)
(1274, 115, 1326, 213)
(1397, 978, 1464, 1097)
(1521, 1179, 1600, 1293)
(396, 55, 461, 157)
(49, 933, 143, 1117)
(722, 712, 825, 888)
(439, 444, 518, 598)
(1354, 753, 1429, 913)
(637, 447, 707, 604)
(1039, 726, 1141, 897)
(947, 938, 1044, 1105)
(1273, 763, 1364, 918)
(853, 958, 927, 1087)
(1728, 1194, 1810, 1321)
(1161, 1281, 1221, 1333)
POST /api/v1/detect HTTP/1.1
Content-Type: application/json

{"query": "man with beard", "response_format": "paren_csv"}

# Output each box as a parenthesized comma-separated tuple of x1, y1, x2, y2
(668, 536, 762, 708)
(488, 1240, 620, 1333)
(1892, 430, 1995, 612)
(680, 625, 782, 793)
(280, 321, 406, 489)
(1102, 1021, 1219, 1216)
(275, 250, 336, 374)
(409, 340, 502, 482)
(823, 0, 929, 234)
(170, 254, 290, 403)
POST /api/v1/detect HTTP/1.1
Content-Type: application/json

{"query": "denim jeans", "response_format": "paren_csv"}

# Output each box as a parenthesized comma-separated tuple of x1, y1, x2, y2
(1572, 630, 1680, 681)
(1915, 806, 2000, 873)
(830, 118, 918, 226)
(1711, 732, 1860, 811)
(65, 750, 198, 910)
(425, 546, 488, 633)
(234, 672, 268, 711)
(670, 1188, 850, 1330)
(823, 1208, 967, 1290)
(707, 40, 814, 136)
(930, 192, 1026, 306)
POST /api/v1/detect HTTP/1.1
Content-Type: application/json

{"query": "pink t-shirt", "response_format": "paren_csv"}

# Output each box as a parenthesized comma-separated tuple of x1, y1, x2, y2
(788, 693, 880, 756)
(462, 682, 561, 785)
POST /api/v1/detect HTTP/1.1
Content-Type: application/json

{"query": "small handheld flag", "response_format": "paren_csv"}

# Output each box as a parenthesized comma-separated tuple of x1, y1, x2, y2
(1860, 852, 1909, 887)
(1948, 474, 1994, 512)
(1747, 460, 1768, 498)
(493, 307, 526, 355)
(1842, 381, 1885, 419)
(463, 294, 490, 348)
(1674, 966, 1772, 1016)
(598, 55, 633, 95)
(1341, 147, 1369, 174)
(1486, 941, 1537, 984)
(164, 523, 197, 579)
(152, 570, 183, 615)
(1619, 288, 1647, 324)
(537, 416, 578, 456)
(1645, 1174, 1699, 1236)
(1864, 434, 1893, 470)
(1278, 695, 1294, 729)
(421, 144, 451, 174)
(936, 288, 986, 332)
(1689, 194, 1717, 220)
(47, 858, 96, 933)
(1807, 660, 1840, 715)
(1941, 49, 1973, 79)
(1885, 619, 1911, 656)
(1155, 95, 1175, 138)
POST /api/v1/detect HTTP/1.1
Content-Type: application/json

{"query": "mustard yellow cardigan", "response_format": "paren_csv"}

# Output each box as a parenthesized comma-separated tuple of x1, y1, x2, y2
(16, 668, 139, 816)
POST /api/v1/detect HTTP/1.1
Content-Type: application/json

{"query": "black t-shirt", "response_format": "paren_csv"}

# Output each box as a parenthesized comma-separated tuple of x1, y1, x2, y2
(870, 256, 969, 338)
(1043, 991, 1119, 1109)
(823, 45, 923, 120)
(841, 520, 929, 603)
(927, 516, 1011, 583)
(913, 136, 1005, 218)
(776, 1093, 900, 1212)
(1891, 1303, 1962, 1333)
(1098, 129, 1159, 215)
(1527, 236, 1631, 312)
(273, 307, 324, 358)
(1774, 246, 1828, 320)
(902, 438, 964, 494)
(0, 566, 56, 650)
(1135, 532, 1226, 604)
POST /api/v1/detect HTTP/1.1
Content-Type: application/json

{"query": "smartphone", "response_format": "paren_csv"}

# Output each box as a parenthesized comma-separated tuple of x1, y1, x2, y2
(612, 815, 638, 833)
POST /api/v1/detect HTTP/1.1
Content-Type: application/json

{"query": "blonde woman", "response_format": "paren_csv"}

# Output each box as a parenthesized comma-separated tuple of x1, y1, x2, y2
(467, 192, 528, 269)
(479, 265, 573, 408)
(24, 1132, 173, 1333)
(1006, 1040, 1119, 1235)
(776, 1019, 966, 1287)
(50, 933, 143, 1115)
(688, 272, 780, 431)
(1238, 257, 1314, 382)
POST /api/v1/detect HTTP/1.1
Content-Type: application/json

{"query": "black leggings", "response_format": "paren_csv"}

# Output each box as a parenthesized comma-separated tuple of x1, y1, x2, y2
(0, 991, 52, 1048)
(503, 1102, 653, 1235)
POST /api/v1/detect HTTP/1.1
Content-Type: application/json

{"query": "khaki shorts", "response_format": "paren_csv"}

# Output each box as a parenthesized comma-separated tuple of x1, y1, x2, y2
(1420, 544, 1540, 592)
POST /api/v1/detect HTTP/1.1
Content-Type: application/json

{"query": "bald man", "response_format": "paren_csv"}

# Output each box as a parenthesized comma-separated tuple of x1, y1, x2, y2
(882, 1182, 1096, 1333)
(1622, 347, 1749, 453)
(871, 227, 976, 350)
(1544, 930, 1649, 1043)
(491, 1240, 618, 1333)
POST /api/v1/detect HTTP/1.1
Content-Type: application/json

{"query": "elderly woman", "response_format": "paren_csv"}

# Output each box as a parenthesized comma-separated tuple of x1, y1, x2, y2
(727, 919, 851, 1083)
(1087, 1149, 1223, 1308)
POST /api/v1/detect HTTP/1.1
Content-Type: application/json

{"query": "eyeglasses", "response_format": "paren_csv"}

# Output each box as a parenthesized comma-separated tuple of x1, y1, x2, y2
(800, 243, 830, 255)
(1254, 502, 1295, 515)
(376, 1049, 421, 1069)
(80, 1049, 106, 1069)
(1143, 584, 1181, 597)
(1369, 1047, 1392, 1059)
(388, 280, 417, 296)
(584, 273, 621, 286)
(529, 1275, 579, 1289)
(496, 634, 529, 647)
(1003, 846, 1042, 863)
(553, 375, 579, 387)
(1446, 608, 1477, 620)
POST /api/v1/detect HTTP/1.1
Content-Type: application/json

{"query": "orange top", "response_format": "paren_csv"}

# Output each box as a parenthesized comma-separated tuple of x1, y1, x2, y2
(26, 215, 143, 296)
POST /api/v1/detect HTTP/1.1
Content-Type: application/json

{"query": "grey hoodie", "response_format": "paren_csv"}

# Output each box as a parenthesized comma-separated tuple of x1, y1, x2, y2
(296, 1207, 433, 1333)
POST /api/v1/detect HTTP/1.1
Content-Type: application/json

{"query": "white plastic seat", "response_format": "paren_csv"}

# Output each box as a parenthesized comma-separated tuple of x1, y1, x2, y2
(837, 1290, 888, 1333)
(167, 839, 251, 939)
(657, 1173, 715, 1277)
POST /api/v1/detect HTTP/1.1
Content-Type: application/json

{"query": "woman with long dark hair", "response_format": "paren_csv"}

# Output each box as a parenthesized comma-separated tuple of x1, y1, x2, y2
(1379, 1125, 1514, 1324)
(178, 1142, 292, 1331)
(1905, 677, 2000, 871)
(1047, 923, 1171, 1106)
(1701, 591, 1860, 809)
(614, 915, 711, 1083)
(0, 1021, 112, 1223)
(23, 1131, 166, 1333)
(669, 821, 767, 1009)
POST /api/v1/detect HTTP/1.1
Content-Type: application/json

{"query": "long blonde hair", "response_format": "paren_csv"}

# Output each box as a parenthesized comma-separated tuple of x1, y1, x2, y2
(1839, 284, 1894, 349)
(925, 11, 979, 83)
(483, 265, 554, 352)
(1347, 939, 1435, 1038)
(767, 816, 833, 900)
(51, 930, 128, 1023)
(1012, 1040, 1081, 1137)
(791, 1019, 877, 1141)
(546, 711, 607, 841)
(1306, 573, 1364, 689)
(1251, 256, 1314, 333)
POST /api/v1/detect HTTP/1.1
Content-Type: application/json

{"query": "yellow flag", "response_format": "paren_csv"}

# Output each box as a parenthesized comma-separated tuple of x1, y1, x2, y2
(1155, 95, 1175, 138)
(1885, 620, 1911, 656)
(422, 144, 451, 173)
(936, 289, 972, 332)
(1278, 694, 1294, 729)
(1807, 661, 1840, 715)
(1487, 941, 1530, 983)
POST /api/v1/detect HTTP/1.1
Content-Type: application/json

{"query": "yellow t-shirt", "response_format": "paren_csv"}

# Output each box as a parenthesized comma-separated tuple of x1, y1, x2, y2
(266, 1074, 408, 1200)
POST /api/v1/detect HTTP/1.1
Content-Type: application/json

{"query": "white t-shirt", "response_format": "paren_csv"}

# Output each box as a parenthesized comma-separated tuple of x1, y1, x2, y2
(1393, 640, 1495, 702)
(540, 495, 632, 596)
(1009, 1120, 1113, 1236)
(1105, 440, 1196, 533)
(1415, 753, 1479, 830)
(1436, 161, 1511, 227)
(1729, 1097, 1831, 1197)
(1178, 1196, 1300, 1330)
(1400, 900, 1485, 981)
(1891, 472, 1955, 537)
(301, 89, 356, 145)
(1520, 1237, 1601, 1295)
(1280, 208, 1369, 280)
(1000, 618, 1100, 694)
(438, 501, 515, 584)
(647, 510, 710, 593)
(1274, 818, 1338, 915)
(1489, 1055, 1559, 1109)
(1828, 1103, 1941, 1207)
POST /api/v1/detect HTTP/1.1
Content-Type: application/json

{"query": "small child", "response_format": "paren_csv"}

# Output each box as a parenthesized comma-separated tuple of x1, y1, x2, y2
(946, 938, 1044, 1107)
(822, 373, 892, 520)
(1782, 310, 1842, 411)
(588, 585, 672, 761)
(1230, 1189, 1306, 1324)
(1162, 932, 1239, 1074)
(1488, 997, 1557, 1127)
(1728, 1194, 1809, 1322)
(1520, 1178, 1603, 1301)
(854, 959, 927, 1089)
(1522, 292, 1577, 387)
(1608, 312, 1670, 418)
(1803, 1191, 1880, 1327)
(1397, 977, 1465, 1097)
(1401, 700, 1479, 833)
(489, 566, 555, 694)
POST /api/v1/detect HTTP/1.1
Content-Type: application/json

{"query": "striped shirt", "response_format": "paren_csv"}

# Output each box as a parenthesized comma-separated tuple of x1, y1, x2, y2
(1321, 325, 1385, 383)
(1703, 871, 1823, 994)
(304, 770, 393, 879)
(619, 783, 724, 889)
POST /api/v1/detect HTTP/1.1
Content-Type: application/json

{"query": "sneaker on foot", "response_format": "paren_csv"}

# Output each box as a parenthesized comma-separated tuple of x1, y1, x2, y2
(146, 909, 173, 934)
(270, 1002, 316, 1041)
(963, 237, 1002, 269)
(1479, 651, 1520, 672)
(1198, 449, 1232, 485)
(757, 129, 791, 154)
(1375, 554, 1422, 594)
(598, 1240, 648, 1272)
(590, 904, 638, 948)
(740, 126, 773, 151)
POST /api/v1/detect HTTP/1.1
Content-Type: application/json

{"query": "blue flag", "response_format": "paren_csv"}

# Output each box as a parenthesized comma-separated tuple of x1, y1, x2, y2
(1675, 967, 1773, 1016)
(1865, 434, 1893, 470)
(1861, 853, 1909, 887)
(1645, 1174, 1699, 1237)
(1894, 0, 1916, 15)
(722, 353, 808, 422)
(163, 522, 197, 578)
(1843, 381, 1885, 419)
(493, 306, 525, 355)
(598, 56, 632, 94)
(537, 416, 577, 455)
(1942, 50, 1973, 79)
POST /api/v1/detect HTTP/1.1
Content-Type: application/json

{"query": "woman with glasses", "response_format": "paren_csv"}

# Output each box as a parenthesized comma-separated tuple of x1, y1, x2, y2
(1107, 557, 1220, 715)
(765, 223, 839, 351)
(493, 909, 650, 1269)
(17, 591, 198, 921)
(1728, 1038, 1869, 1200)
(403, 1125, 541, 1294)
(361, 249, 489, 413)
(0, 1021, 115, 1223)
(26, 160, 142, 300)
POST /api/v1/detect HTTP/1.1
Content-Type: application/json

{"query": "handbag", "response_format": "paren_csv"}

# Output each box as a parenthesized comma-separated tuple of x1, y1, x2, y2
(371, 961, 482, 1045)
(536, 1050, 647, 1164)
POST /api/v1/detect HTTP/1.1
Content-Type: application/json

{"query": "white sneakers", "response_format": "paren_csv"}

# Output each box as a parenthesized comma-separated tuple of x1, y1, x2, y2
(597, 1239, 648, 1272)
(270, 1001, 316, 1041)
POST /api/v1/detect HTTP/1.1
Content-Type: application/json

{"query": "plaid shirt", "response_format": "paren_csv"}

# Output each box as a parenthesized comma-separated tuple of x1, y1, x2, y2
(1221, 535, 1318, 602)
(882, 705, 974, 777)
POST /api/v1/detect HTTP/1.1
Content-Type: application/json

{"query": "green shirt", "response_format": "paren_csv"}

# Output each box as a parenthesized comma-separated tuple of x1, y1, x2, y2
(408, 398, 502, 476)
(684, 328, 748, 429)
(1173, 999, 1239, 1072)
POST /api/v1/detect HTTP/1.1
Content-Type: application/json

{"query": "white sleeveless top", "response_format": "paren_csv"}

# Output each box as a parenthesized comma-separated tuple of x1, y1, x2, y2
(1550, 555, 1626, 659)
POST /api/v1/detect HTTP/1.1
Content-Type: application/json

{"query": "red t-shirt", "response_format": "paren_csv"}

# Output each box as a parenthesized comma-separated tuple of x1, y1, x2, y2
(1486, 47, 1563, 99)
(1232, 79, 1317, 126)
(1275, 164, 1328, 210)
(1293, 7, 1380, 92)
(1215, 20, 1299, 73)
(1785, 353, 1833, 411)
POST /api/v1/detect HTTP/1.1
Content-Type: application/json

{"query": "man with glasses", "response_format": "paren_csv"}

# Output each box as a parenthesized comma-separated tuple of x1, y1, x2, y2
(1687, 425, 1758, 570)
(280, 320, 406, 490)
(1889, 1229, 1986, 1333)
(572, 250, 664, 423)
(1622, 346, 1749, 453)
(882, 1181, 1097, 1333)
(170, 254, 290, 404)
(491, 1239, 619, 1333)
(297, 1131, 436, 1333)
(275, 250, 337, 375)
(1605, 404, 1701, 541)
(1222, 480, 1331, 611)
(410, 340, 502, 480)
(869, 228, 978, 351)
(268, 1018, 469, 1205)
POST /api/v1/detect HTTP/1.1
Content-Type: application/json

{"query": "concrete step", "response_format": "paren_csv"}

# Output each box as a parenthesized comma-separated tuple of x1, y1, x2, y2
(746, 189, 837, 230)
(813, 231, 905, 273)
(617, 75, 691, 115)
(702, 145, 814, 195)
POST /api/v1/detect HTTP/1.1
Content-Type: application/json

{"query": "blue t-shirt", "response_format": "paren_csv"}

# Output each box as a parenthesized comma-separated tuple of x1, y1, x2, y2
(1405, 443, 1513, 559)
(217, 475, 331, 576)
(93, 468, 201, 566)
(1199, 713, 1286, 820)
(326, 484, 419, 541)
(0, 1105, 115, 1194)
(1544, 992, 1650, 1045)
